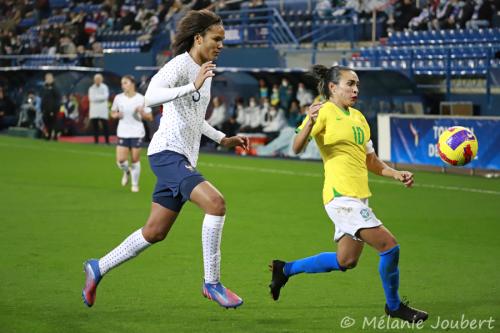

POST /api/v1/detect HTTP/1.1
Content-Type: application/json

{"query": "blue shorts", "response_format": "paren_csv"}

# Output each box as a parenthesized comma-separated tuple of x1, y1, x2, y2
(118, 137, 143, 148)
(148, 150, 205, 212)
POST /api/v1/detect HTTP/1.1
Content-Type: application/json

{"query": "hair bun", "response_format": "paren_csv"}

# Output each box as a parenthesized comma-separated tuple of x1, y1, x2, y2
(311, 65, 329, 81)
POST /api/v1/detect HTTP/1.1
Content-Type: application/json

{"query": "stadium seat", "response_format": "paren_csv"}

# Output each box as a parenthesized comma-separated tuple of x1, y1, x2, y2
(49, 0, 70, 9)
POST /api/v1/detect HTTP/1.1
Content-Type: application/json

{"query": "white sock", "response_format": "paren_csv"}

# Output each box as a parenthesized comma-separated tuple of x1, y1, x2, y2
(202, 214, 225, 284)
(117, 160, 129, 173)
(98, 229, 151, 275)
(130, 161, 141, 186)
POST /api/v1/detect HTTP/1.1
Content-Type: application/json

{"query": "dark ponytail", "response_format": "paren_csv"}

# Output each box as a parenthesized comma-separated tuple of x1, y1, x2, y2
(310, 64, 352, 99)
(172, 9, 222, 56)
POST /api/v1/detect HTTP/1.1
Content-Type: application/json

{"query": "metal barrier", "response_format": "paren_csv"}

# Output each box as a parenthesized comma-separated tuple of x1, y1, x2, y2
(0, 54, 103, 68)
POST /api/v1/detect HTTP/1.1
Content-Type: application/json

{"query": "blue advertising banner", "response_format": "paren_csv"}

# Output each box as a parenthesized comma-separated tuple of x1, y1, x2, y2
(390, 116, 500, 170)
(223, 28, 242, 45)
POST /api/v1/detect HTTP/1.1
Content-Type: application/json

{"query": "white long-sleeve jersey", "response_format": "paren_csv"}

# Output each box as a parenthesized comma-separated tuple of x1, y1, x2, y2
(145, 52, 225, 167)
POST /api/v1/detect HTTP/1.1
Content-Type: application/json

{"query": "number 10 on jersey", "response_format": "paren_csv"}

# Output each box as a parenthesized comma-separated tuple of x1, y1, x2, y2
(352, 126, 365, 145)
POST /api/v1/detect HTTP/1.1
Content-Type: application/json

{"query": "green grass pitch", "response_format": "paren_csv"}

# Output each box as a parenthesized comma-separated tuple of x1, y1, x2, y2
(1, 135, 499, 333)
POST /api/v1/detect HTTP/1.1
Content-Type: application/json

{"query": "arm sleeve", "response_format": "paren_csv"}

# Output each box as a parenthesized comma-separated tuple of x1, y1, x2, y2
(202, 121, 226, 144)
(365, 139, 375, 154)
(144, 60, 197, 107)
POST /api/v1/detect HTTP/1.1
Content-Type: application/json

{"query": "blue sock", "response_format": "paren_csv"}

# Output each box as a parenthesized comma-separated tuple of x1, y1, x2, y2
(284, 252, 346, 277)
(379, 245, 401, 311)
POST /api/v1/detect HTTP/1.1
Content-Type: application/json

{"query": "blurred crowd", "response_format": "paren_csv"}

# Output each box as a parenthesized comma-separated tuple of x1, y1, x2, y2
(315, 0, 498, 32)
(0, 0, 230, 63)
(1, 0, 497, 63)
(206, 78, 314, 142)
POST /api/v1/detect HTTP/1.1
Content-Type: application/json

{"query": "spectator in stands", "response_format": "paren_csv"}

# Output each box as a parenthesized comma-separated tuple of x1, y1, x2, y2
(258, 79, 269, 99)
(238, 97, 262, 133)
(138, 11, 159, 42)
(345, 0, 382, 19)
(88, 73, 110, 144)
(58, 35, 77, 59)
(76, 45, 93, 67)
(393, 0, 420, 31)
(40, 72, 61, 140)
(278, 78, 293, 116)
(262, 104, 287, 140)
(296, 82, 313, 107)
(287, 100, 302, 127)
(260, 96, 270, 115)
(0, 86, 16, 130)
(116, 6, 141, 31)
(207, 96, 227, 130)
(434, 0, 461, 29)
(316, 0, 333, 18)
(457, 0, 475, 28)
(408, 0, 438, 30)
(270, 83, 280, 107)
(467, 0, 497, 28)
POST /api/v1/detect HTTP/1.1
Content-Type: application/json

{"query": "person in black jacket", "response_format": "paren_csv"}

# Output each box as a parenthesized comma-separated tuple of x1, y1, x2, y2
(0, 86, 16, 130)
(40, 72, 61, 140)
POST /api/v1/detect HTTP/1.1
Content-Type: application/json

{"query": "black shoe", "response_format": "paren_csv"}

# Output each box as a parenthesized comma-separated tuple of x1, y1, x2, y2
(269, 260, 289, 301)
(385, 300, 428, 323)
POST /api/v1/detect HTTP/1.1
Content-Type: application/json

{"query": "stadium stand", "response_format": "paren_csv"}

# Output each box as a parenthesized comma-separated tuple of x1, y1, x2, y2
(352, 28, 500, 76)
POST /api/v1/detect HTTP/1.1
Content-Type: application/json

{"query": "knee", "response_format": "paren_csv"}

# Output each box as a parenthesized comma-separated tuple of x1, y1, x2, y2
(337, 257, 359, 270)
(379, 237, 398, 253)
(206, 195, 226, 216)
(142, 224, 167, 243)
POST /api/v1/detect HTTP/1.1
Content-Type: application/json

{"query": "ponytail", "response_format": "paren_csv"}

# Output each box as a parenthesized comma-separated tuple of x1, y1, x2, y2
(310, 65, 352, 99)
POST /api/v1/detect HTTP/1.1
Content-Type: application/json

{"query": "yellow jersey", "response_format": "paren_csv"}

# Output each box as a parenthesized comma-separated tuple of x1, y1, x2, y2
(297, 101, 372, 204)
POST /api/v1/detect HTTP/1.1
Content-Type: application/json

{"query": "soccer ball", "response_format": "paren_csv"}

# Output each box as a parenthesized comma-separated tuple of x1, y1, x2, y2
(437, 126, 478, 166)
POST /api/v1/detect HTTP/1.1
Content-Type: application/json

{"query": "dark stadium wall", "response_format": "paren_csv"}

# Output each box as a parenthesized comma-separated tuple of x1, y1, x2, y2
(447, 94, 500, 116)
(215, 48, 285, 68)
(103, 52, 155, 78)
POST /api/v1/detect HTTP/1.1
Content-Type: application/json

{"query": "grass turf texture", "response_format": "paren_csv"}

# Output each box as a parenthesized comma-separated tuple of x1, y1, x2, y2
(1, 135, 499, 333)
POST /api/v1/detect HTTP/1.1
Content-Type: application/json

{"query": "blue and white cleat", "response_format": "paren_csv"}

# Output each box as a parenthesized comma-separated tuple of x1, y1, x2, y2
(202, 281, 243, 309)
(82, 259, 102, 307)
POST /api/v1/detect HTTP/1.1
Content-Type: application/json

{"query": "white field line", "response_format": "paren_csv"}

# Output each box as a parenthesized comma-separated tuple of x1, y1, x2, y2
(1, 141, 499, 196)
(199, 162, 500, 196)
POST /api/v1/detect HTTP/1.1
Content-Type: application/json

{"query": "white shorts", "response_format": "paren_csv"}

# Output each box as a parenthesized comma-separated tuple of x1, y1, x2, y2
(324, 196, 383, 242)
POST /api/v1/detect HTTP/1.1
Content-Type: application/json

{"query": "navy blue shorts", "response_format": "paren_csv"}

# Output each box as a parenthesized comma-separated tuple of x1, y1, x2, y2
(118, 137, 143, 148)
(148, 150, 205, 212)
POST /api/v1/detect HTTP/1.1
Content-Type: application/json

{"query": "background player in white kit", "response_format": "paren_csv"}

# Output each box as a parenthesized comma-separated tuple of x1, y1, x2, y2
(110, 75, 153, 193)
(82, 9, 249, 309)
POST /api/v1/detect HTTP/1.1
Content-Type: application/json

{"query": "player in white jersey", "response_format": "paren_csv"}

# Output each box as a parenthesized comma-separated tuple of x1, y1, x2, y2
(110, 75, 152, 193)
(82, 10, 249, 309)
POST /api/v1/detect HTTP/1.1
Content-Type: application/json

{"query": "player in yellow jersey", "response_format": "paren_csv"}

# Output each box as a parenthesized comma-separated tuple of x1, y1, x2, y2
(268, 65, 428, 323)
